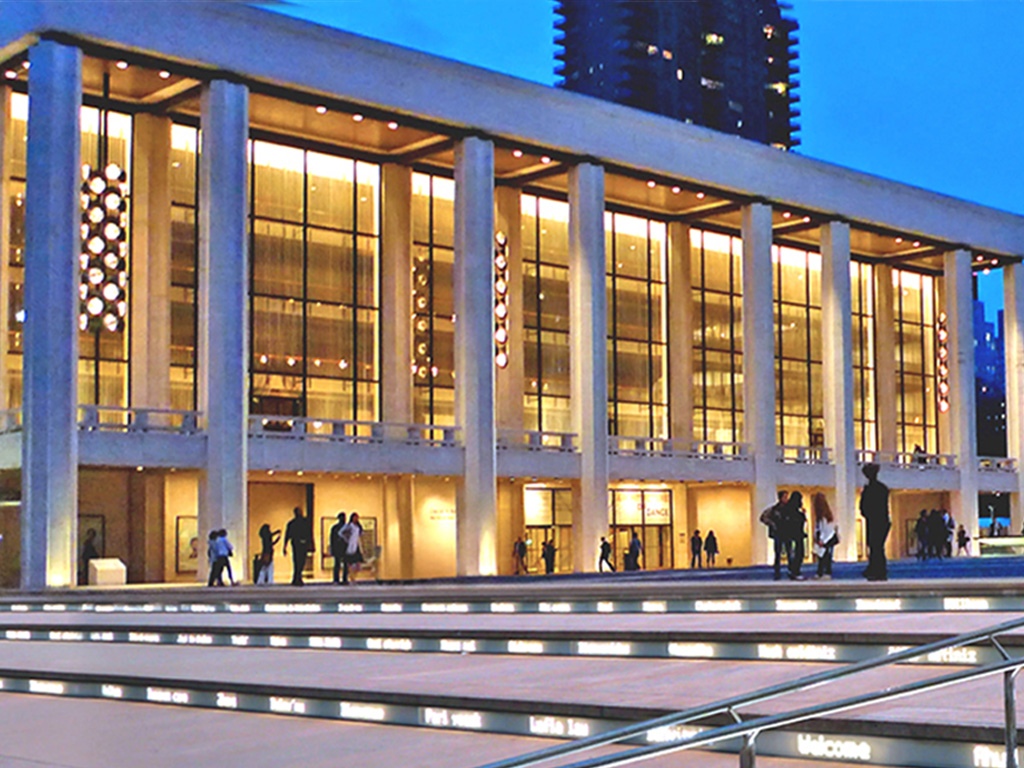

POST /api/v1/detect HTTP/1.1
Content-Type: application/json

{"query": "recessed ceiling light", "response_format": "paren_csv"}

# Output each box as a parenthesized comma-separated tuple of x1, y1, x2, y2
(387, 121, 399, 130)
(115, 61, 129, 70)
(671, 186, 681, 194)
(696, 192, 706, 199)
(912, 241, 921, 247)
(315, 105, 327, 115)
(895, 237, 903, 244)
(782, 211, 792, 219)
(646, 180, 656, 188)
(512, 149, 523, 158)
(540, 156, 551, 164)
(352, 113, 364, 122)
(3, 70, 16, 80)
(158, 70, 171, 79)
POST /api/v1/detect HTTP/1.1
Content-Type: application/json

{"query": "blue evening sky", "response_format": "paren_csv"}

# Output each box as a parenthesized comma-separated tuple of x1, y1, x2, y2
(266, 0, 1024, 323)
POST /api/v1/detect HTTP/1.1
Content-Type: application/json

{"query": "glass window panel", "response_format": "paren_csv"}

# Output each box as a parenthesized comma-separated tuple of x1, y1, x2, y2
(252, 296, 303, 374)
(521, 195, 537, 254)
(431, 178, 455, 247)
(538, 198, 569, 266)
(612, 213, 649, 279)
(779, 304, 808, 360)
(614, 277, 650, 342)
(171, 206, 196, 287)
(253, 141, 304, 222)
(539, 331, 570, 397)
(541, 396, 572, 434)
(253, 220, 303, 298)
(538, 265, 569, 332)
(356, 162, 380, 236)
(170, 286, 195, 367)
(306, 377, 352, 421)
(702, 233, 732, 293)
(170, 365, 195, 412)
(306, 228, 351, 305)
(170, 125, 197, 206)
(615, 340, 650, 404)
(525, 489, 553, 527)
(356, 235, 378, 308)
(306, 152, 354, 230)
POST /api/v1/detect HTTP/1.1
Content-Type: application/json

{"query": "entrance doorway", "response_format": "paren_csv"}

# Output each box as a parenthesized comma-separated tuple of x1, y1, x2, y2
(523, 487, 573, 573)
(609, 488, 673, 570)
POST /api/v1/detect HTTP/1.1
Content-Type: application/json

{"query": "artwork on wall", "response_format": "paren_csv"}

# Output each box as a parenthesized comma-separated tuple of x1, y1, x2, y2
(79, 515, 106, 559)
(175, 515, 200, 574)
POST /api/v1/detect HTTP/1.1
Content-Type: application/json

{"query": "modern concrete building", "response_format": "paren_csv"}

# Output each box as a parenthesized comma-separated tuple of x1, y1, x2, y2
(555, 0, 800, 148)
(0, 1, 1022, 589)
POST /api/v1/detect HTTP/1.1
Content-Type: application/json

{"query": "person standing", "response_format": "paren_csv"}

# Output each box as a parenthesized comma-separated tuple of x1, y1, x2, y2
(703, 530, 719, 568)
(541, 539, 556, 574)
(782, 492, 807, 580)
(761, 490, 789, 581)
(860, 463, 891, 581)
(598, 536, 615, 572)
(79, 528, 100, 585)
(812, 493, 838, 579)
(943, 510, 955, 558)
(956, 524, 971, 556)
(690, 530, 703, 569)
(283, 507, 313, 586)
(206, 530, 228, 587)
(217, 530, 236, 586)
(255, 523, 281, 585)
(513, 537, 527, 574)
(330, 512, 348, 584)
(914, 510, 928, 560)
(628, 530, 643, 571)
(340, 512, 364, 585)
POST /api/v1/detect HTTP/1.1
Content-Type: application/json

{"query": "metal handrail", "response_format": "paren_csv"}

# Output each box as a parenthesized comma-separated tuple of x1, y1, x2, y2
(478, 612, 1024, 768)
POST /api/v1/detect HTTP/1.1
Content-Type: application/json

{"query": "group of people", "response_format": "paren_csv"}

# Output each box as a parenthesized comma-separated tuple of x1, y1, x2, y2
(207, 506, 366, 587)
(512, 537, 560, 575)
(914, 508, 966, 559)
(760, 463, 891, 582)
(688, 529, 719, 569)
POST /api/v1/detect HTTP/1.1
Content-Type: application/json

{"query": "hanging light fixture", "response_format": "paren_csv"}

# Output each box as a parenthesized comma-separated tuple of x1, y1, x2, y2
(79, 162, 128, 333)
(494, 231, 510, 369)
(936, 311, 950, 414)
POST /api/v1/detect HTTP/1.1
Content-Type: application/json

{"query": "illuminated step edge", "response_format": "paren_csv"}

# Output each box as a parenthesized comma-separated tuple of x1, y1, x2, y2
(0, 674, 1012, 768)
(0, 595, 1010, 615)
(0, 627, 996, 667)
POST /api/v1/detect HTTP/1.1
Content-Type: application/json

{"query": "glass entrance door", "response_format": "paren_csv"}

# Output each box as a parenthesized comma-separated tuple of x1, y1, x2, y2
(523, 487, 573, 573)
(609, 488, 673, 570)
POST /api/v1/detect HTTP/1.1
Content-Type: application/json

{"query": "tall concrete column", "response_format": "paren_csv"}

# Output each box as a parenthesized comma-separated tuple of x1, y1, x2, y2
(453, 136, 497, 576)
(874, 264, 898, 454)
(494, 185, 525, 432)
(381, 475, 413, 580)
(130, 114, 172, 411)
(741, 202, 775, 565)
(21, 41, 81, 589)
(380, 163, 413, 424)
(821, 222, 857, 560)
(569, 162, 607, 573)
(945, 249, 979, 538)
(667, 221, 693, 442)
(197, 80, 249, 581)
(1003, 264, 1024, 535)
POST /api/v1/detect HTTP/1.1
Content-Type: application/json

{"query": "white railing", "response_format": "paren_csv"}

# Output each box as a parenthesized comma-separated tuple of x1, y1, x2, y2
(496, 429, 576, 453)
(78, 405, 202, 435)
(609, 436, 749, 461)
(978, 456, 1018, 474)
(248, 415, 460, 448)
(776, 444, 831, 465)
(857, 449, 957, 470)
(0, 409, 21, 435)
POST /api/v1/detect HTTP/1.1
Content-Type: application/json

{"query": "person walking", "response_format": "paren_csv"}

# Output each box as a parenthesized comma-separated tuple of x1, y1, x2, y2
(206, 530, 228, 587)
(860, 463, 891, 581)
(217, 529, 237, 585)
(340, 512, 364, 584)
(761, 490, 789, 581)
(513, 537, 527, 574)
(628, 530, 643, 571)
(927, 509, 945, 560)
(703, 530, 719, 568)
(255, 523, 281, 585)
(283, 507, 313, 586)
(598, 536, 615, 572)
(329, 512, 347, 584)
(690, 529, 703, 569)
(957, 524, 971, 556)
(812, 492, 838, 579)
(782, 491, 807, 580)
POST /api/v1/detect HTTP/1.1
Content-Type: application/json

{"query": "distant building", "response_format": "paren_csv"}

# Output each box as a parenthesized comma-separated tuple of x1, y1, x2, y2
(555, 0, 800, 148)
(975, 300, 1007, 457)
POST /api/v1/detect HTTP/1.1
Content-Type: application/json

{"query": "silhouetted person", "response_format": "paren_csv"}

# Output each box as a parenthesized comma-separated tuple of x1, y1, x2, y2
(860, 463, 890, 581)
(255, 523, 281, 585)
(812, 492, 838, 579)
(206, 530, 228, 587)
(541, 539, 556, 574)
(957, 524, 971, 556)
(761, 490, 789, 580)
(690, 529, 703, 569)
(283, 507, 313, 586)
(704, 530, 719, 567)
(217, 529, 236, 585)
(627, 530, 643, 571)
(513, 537, 527, 574)
(340, 512, 364, 584)
(599, 536, 615, 572)
(914, 510, 928, 560)
(330, 512, 347, 584)
(782, 491, 807, 580)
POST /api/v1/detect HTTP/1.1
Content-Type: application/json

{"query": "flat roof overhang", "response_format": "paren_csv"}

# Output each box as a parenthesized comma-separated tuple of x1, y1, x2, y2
(2, 0, 1022, 259)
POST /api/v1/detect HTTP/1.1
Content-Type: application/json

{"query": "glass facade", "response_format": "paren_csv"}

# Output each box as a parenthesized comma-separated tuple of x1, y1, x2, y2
(893, 269, 940, 453)
(773, 245, 823, 447)
(690, 228, 744, 444)
(851, 260, 877, 451)
(169, 124, 198, 411)
(411, 172, 455, 426)
(248, 140, 380, 422)
(606, 212, 668, 438)
(521, 194, 571, 434)
(523, 486, 573, 572)
(6, 93, 131, 414)
(609, 487, 673, 570)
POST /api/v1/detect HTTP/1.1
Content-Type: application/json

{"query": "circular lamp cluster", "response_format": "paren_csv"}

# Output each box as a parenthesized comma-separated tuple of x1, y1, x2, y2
(493, 232, 510, 369)
(80, 163, 128, 333)
(936, 311, 950, 414)
(412, 249, 434, 379)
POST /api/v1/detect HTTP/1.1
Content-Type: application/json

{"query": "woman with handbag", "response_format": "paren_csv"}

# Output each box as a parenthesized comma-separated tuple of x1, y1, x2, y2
(812, 492, 838, 579)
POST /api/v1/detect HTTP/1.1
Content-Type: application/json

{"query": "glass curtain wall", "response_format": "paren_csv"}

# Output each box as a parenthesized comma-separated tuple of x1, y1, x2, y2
(521, 194, 571, 434)
(249, 140, 380, 423)
(609, 488, 673, 570)
(169, 124, 198, 411)
(773, 245, 823, 447)
(523, 486, 573, 573)
(690, 228, 744, 444)
(893, 269, 940, 453)
(606, 212, 668, 438)
(851, 261, 877, 451)
(411, 172, 455, 426)
(6, 93, 131, 413)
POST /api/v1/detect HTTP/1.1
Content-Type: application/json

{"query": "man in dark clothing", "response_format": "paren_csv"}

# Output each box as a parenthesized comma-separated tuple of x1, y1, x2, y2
(283, 507, 314, 586)
(541, 540, 556, 574)
(329, 512, 347, 584)
(760, 490, 789, 581)
(598, 537, 615, 572)
(860, 463, 891, 581)
(690, 530, 703, 569)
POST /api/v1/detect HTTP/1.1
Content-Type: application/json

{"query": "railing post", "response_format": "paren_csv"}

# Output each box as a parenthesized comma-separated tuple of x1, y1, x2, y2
(739, 732, 756, 768)
(1006, 669, 1019, 768)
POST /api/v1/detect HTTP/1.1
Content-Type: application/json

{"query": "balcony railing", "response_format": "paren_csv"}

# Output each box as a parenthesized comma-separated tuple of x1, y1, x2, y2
(496, 429, 576, 453)
(0, 409, 21, 435)
(776, 444, 831, 465)
(78, 405, 201, 435)
(978, 456, 1018, 474)
(247, 416, 459, 448)
(857, 448, 957, 470)
(609, 436, 749, 461)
